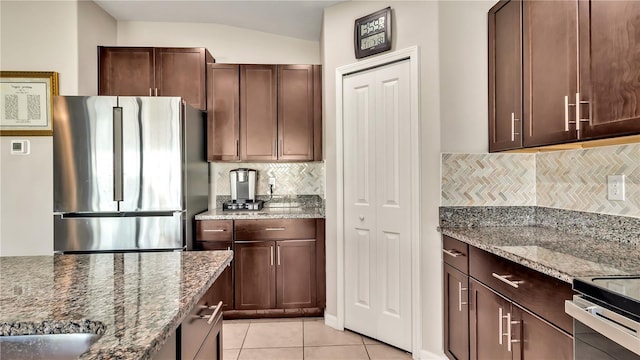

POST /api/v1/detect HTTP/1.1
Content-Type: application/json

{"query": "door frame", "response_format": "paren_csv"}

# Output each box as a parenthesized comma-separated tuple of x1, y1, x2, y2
(334, 46, 421, 357)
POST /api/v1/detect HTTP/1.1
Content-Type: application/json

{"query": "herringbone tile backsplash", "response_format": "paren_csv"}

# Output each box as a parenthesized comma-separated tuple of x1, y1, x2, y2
(441, 153, 537, 206)
(537, 143, 640, 217)
(441, 143, 640, 218)
(210, 162, 325, 197)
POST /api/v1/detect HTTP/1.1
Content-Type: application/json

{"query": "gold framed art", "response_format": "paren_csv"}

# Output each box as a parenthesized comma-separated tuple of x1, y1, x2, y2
(0, 71, 59, 136)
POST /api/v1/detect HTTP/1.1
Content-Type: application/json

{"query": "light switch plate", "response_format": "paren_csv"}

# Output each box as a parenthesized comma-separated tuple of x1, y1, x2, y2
(607, 174, 625, 201)
(10, 140, 30, 155)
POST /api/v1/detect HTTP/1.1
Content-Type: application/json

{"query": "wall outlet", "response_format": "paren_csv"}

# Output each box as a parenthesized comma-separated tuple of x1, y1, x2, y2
(607, 175, 625, 201)
(268, 177, 276, 186)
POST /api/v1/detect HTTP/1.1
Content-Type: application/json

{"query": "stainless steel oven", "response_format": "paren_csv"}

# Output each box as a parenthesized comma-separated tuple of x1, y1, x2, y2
(565, 276, 640, 359)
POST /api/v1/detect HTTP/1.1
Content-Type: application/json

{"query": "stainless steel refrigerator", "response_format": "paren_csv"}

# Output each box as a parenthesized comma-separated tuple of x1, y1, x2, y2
(53, 96, 208, 253)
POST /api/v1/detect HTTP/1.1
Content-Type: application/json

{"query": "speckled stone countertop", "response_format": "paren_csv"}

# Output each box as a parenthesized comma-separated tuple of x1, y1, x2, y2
(0, 250, 232, 359)
(196, 195, 325, 220)
(439, 206, 640, 284)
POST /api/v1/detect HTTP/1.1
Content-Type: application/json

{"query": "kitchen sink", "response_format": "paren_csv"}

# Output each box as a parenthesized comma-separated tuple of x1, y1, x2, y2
(0, 333, 102, 360)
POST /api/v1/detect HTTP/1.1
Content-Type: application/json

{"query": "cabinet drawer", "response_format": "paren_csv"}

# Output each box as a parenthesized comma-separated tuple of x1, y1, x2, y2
(235, 219, 315, 240)
(469, 246, 574, 334)
(196, 220, 233, 241)
(442, 235, 468, 273)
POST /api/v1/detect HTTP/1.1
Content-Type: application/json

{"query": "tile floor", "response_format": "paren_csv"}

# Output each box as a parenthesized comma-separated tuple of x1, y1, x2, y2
(222, 317, 413, 360)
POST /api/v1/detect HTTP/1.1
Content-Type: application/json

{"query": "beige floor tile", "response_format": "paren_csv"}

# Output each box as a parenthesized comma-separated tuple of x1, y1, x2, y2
(223, 348, 241, 360)
(302, 316, 325, 322)
(303, 320, 364, 346)
(249, 317, 304, 323)
(237, 347, 303, 360)
(304, 345, 370, 360)
(366, 344, 413, 360)
(223, 322, 250, 349)
(362, 335, 382, 345)
(242, 321, 303, 348)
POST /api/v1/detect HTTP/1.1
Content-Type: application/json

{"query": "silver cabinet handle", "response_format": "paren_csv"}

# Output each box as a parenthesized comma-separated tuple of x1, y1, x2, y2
(204, 229, 226, 232)
(155, 88, 158, 96)
(277, 245, 281, 266)
(265, 227, 285, 231)
(499, 307, 504, 345)
(508, 316, 521, 352)
(575, 92, 591, 135)
(442, 249, 464, 258)
(511, 112, 520, 141)
(149, 88, 152, 96)
(207, 301, 223, 325)
(458, 282, 468, 312)
(270, 245, 274, 266)
(236, 139, 239, 158)
(273, 140, 277, 158)
(492, 273, 523, 288)
(564, 95, 570, 131)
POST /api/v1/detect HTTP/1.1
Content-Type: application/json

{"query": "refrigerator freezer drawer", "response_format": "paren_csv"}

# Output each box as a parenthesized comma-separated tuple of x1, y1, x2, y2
(54, 212, 184, 253)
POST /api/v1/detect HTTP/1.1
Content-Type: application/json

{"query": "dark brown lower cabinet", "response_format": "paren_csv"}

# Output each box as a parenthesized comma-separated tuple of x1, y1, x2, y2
(276, 240, 317, 308)
(196, 241, 233, 312)
(234, 241, 276, 310)
(469, 278, 572, 360)
(235, 239, 317, 310)
(444, 264, 470, 360)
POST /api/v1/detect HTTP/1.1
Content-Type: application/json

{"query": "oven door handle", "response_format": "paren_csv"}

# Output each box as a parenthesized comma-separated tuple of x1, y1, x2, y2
(565, 296, 640, 356)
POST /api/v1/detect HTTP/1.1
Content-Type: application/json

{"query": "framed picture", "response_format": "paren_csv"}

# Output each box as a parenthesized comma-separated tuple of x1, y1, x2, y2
(354, 7, 392, 59)
(0, 71, 59, 136)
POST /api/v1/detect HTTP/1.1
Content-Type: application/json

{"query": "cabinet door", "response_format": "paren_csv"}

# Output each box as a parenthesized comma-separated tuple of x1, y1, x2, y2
(276, 240, 317, 308)
(522, 0, 578, 147)
(278, 65, 314, 161)
(489, 0, 523, 152)
(155, 47, 209, 110)
(578, 1, 640, 139)
(98, 47, 154, 96)
(193, 303, 223, 360)
(513, 305, 573, 360)
(240, 65, 277, 161)
(196, 240, 234, 311)
(469, 279, 512, 360)
(207, 64, 240, 161)
(444, 264, 469, 360)
(234, 241, 276, 309)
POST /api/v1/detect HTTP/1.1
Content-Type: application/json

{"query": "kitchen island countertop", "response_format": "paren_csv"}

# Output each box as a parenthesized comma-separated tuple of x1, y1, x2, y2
(440, 226, 640, 283)
(0, 250, 232, 359)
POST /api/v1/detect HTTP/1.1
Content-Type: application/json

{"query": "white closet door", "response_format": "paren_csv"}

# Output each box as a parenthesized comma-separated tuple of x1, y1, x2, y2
(343, 59, 412, 351)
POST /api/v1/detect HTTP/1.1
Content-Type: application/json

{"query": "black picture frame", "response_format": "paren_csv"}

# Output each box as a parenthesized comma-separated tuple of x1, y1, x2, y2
(354, 7, 392, 59)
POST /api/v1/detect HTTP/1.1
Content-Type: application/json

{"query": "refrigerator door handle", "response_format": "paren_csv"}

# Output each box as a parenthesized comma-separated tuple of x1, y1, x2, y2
(113, 106, 124, 202)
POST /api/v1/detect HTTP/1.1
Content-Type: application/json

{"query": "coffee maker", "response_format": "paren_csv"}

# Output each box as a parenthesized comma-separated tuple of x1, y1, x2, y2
(223, 168, 264, 211)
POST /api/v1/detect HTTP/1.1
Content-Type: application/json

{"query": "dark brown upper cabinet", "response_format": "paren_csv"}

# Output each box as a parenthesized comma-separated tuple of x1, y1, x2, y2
(241, 65, 279, 161)
(489, 0, 640, 152)
(522, 0, 578, 147)
(207, 64, 240, 161)
(206, 64, 322, 162)
(577, 1, 640, 140)
(98, 46, 214, 111)
(488, 0, 523, 152)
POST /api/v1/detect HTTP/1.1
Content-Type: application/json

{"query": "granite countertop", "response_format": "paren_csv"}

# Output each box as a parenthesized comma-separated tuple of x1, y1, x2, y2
(440, 226, 640, 283)
(0, 250, 232, 359)
(197, 195, 325, 220)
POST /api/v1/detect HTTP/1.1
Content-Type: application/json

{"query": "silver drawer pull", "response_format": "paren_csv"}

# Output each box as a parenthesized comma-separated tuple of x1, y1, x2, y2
(265, 227, 285, 231)
(442, 249, 464, 258)
(196, 301, 223, 324)
(204, 229, 226, 232)
(492, 273, 523, 288)
(207, 301, 223, 325)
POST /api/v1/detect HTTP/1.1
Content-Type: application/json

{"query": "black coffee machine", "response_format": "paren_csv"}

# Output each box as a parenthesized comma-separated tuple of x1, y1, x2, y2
(222, 168, 264, 211)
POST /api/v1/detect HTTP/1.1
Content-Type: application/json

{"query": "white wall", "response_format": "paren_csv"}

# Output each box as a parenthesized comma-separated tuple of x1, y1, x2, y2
(78, 0, 117, 95)
(117, 21, 321, 64)
(322, 2, 443, 358)
(439, 1, 494, 153)
(0, 0, 116, 256)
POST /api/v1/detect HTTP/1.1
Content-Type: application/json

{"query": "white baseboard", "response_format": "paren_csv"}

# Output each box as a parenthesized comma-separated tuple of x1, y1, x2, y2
(323, 312, 340, 330)
(418, 350, 447, 360)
